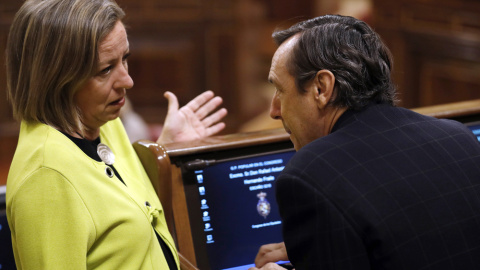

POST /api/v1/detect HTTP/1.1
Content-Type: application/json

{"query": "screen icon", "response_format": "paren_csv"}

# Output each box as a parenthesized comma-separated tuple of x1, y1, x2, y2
(203, 211, 210, 222)
(206, 234, 214, 244)
(199, 186, 205, 196)
(201, 199, 209, 209)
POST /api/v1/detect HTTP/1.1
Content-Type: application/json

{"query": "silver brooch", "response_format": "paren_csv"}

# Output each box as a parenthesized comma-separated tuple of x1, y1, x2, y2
(97, 143, 115, 165)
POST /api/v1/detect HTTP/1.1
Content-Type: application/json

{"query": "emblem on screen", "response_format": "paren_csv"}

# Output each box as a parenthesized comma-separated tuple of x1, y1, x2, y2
(256, 192, 271, 219)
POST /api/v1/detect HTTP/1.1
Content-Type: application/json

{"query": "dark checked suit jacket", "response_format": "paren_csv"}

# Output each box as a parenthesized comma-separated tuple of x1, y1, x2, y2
(277, 103, 480, 270)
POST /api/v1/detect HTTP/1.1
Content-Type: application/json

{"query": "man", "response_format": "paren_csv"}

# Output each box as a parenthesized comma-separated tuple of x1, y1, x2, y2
(250, 15, 480, 270)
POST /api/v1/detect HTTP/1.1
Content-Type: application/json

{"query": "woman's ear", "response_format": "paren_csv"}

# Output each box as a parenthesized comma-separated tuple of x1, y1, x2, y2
(312, 70, 335, 110)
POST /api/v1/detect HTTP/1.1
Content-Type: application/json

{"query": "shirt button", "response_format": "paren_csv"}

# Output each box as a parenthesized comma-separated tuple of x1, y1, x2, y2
(105, 166, 114, 178)
(145, 201, 151, 207)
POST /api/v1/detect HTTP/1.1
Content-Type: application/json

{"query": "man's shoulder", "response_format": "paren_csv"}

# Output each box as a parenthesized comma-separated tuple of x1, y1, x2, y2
(282, 140, 340, 179)
(282, 104, 479, 180)
(337, 104, 472, 142)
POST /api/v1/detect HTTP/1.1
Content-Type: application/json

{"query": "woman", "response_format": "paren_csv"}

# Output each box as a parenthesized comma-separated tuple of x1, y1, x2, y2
(5, 0, 227, 269)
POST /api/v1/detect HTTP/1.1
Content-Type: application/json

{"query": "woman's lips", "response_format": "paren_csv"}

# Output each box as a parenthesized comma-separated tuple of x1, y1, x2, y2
(110, 97, 125, 107)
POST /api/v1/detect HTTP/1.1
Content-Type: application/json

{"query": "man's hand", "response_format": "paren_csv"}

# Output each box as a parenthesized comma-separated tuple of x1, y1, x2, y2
(252, 242, 289, 268)
(157, 91, 227, 144)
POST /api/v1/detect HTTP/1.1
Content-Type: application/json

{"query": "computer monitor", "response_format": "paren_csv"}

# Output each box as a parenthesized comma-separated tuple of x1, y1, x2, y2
(173, 140, 294, 270)
(465, 121, 480, 142)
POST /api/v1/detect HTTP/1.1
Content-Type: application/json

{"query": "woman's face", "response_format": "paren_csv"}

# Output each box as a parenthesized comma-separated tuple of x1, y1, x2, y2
(74, 21, 133, 138)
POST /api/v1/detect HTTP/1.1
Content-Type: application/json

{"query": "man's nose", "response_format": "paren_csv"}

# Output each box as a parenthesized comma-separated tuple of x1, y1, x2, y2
(269, 93, 281, 120)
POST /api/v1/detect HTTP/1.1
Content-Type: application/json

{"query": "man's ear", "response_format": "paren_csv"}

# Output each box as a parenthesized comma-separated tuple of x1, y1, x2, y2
(312, 70, 335, 110)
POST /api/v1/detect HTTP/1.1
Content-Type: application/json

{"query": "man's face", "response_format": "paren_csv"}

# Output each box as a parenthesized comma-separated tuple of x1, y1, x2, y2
(268, 36, 327, 151)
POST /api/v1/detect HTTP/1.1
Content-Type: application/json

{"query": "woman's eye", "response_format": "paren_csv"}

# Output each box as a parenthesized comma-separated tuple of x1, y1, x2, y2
(123, 53, 130, 62)
(99, 66, 112, 76)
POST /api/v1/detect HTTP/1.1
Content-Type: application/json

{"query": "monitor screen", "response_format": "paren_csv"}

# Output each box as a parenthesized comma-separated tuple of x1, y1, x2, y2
(179, 142, 294, 270)
(466, 121, 480, 142)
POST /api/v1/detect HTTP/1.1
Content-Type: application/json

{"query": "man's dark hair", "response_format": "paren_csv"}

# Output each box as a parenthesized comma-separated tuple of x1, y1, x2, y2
(273, 15, 397, 110)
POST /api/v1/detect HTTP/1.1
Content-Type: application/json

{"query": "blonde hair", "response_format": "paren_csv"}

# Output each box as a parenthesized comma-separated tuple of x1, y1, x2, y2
(6, 0, 125, 134)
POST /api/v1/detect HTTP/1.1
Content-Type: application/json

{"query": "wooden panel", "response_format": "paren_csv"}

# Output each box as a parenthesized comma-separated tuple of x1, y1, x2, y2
(0, 46, 12, 123)
(117, 0, 244, 132)
(372, 0, 480, 108)
(0, 123, 19, 186)
(0, 32, 12, 124)
(163, 128, 289, 157)
(0, 0, 22, 123)
(419, 61, 480, 105)
(118, 0, 203, 22)
(171, 166, 196, 265)
(412, 99, 480, 120)
(263, 0, 315, 20)
(204, 25, 240, 125)
(127, 33, 201, 123)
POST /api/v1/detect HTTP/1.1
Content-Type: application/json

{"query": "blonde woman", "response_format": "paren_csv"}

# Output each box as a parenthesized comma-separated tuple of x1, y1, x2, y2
(6, 0, 227, 269)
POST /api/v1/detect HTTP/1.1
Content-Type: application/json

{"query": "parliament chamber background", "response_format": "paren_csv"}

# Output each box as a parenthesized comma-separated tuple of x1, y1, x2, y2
(1, 0, 480, 184)
(1, 0, 480, 268)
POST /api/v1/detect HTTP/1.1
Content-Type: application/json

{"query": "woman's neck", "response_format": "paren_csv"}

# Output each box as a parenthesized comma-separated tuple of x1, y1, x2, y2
(59, 126, 100, 141)
(79, 127, 100, 141)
